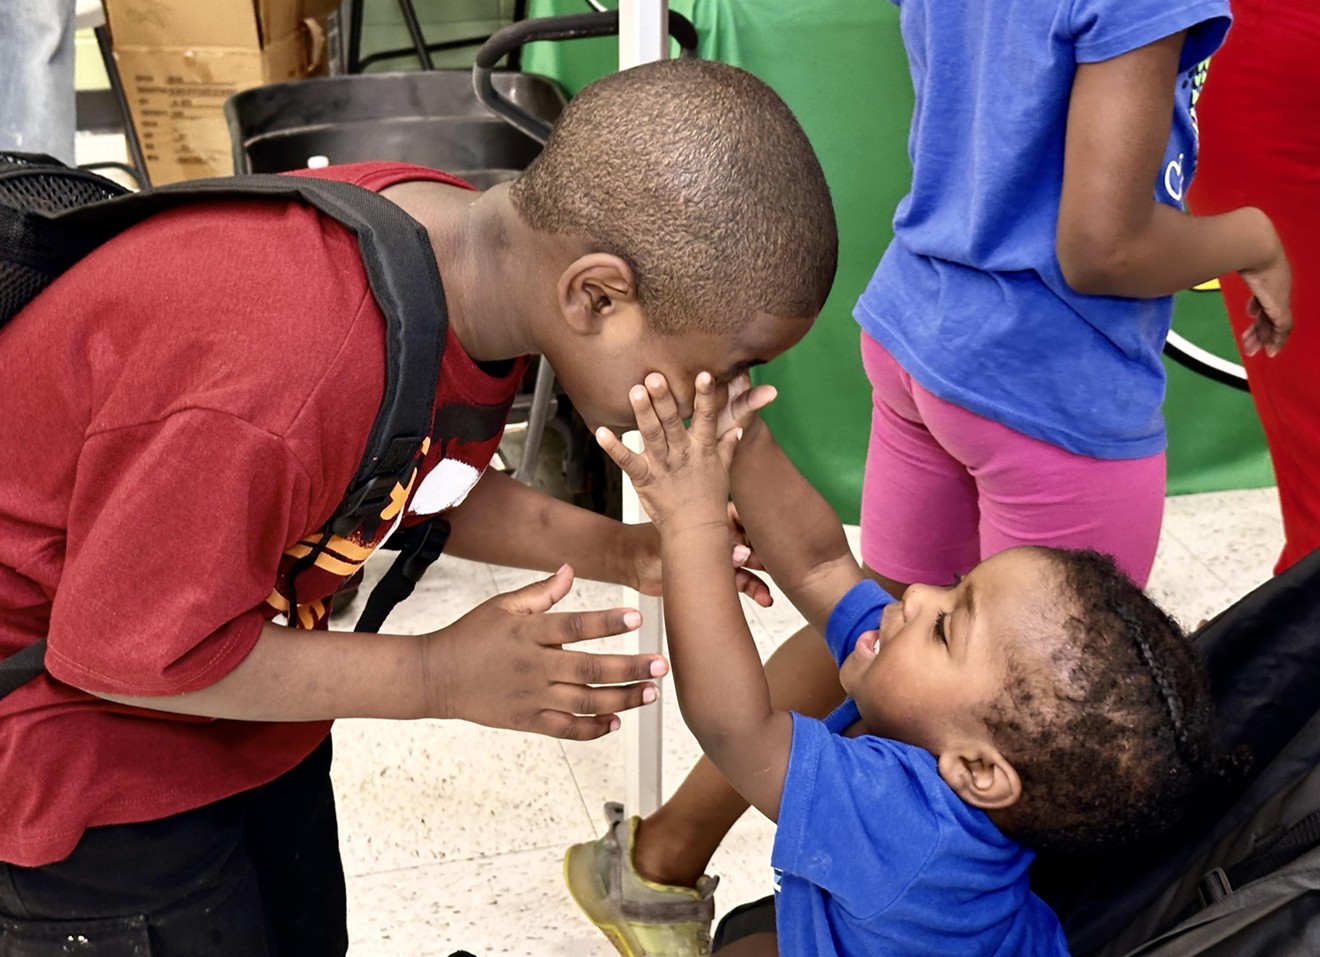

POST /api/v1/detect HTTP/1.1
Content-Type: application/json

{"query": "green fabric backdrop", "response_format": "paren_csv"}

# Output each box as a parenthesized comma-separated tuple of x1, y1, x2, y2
(523, 0, 1272, 522)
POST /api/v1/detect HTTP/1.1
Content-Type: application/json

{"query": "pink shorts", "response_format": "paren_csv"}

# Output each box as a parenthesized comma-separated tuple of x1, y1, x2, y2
(859, 333, 1165, 588)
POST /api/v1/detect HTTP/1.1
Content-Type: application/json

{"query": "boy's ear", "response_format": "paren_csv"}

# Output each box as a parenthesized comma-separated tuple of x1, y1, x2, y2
(557, 252, 638, 335)
(936, 745, 1022, 812)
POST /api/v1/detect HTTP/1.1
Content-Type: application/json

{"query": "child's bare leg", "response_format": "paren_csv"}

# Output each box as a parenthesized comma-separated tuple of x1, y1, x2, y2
(633, 622, 836, 886)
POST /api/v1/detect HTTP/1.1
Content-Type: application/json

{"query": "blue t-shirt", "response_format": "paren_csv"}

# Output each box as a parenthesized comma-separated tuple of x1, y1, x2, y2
(772, 581, 1069, 956)
(855, 0, 1230, 459)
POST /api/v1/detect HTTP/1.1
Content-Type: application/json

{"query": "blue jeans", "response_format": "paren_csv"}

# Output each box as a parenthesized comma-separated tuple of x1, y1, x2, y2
(0, 0, 76, 163)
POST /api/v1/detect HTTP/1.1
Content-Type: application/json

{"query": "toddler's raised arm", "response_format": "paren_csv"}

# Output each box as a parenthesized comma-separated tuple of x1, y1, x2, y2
(596, 373, 794, 822)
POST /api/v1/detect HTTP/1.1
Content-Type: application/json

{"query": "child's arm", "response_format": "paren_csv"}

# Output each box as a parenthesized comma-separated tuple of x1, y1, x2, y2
(1056, 31, 1292, 355)
(88, 565, 666, 740)
(596, 373, 794, 821)
(725, 404, 866, 637)
(442, 468, 773, 608)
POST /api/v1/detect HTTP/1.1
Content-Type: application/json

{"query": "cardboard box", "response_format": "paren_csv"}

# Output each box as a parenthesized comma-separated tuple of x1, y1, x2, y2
(103, 0, 339, 185)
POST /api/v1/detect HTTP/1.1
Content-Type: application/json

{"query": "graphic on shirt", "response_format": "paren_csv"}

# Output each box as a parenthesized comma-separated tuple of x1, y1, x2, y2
(265, 440, 425, 628)
(1162, 57, 1212, 208)
(409, 459, 480, 515)
(264, 392, 516, 629)
(407, 399, 513, 517)
(1189, 56, 1210, 139)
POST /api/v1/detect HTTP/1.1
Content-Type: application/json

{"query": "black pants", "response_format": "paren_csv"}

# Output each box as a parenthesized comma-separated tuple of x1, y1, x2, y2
(713, 895, 777, 952)
(0, 736, 347, 957)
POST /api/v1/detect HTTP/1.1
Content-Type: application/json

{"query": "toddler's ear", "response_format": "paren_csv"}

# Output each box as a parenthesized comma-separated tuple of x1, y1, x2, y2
(937, 745, 1021, 811)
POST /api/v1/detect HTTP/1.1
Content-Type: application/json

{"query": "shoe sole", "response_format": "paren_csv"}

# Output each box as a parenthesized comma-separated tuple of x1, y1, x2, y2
(563, 844, 711, 957)
(564, 842, 643, 957)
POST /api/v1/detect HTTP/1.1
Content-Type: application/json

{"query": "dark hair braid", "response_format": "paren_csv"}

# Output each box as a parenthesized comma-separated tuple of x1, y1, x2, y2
(985, 548, 1225, 858)
(1124, 603, 1197, 768)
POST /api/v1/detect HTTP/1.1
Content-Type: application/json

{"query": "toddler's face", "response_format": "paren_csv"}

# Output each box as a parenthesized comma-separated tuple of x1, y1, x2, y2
(840, 548, 1060, 755)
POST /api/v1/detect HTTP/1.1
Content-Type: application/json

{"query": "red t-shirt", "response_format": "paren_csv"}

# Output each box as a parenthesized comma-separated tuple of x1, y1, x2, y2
(0, 163, 527, 866)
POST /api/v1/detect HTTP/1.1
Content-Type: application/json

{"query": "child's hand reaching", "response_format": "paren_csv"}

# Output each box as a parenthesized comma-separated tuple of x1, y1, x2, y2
(596, 371, 738, 534)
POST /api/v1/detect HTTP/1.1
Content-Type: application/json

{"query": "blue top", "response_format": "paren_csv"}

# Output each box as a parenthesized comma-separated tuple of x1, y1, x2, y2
(771, 580, 1070, 956)
(854, 0, 1231, 459)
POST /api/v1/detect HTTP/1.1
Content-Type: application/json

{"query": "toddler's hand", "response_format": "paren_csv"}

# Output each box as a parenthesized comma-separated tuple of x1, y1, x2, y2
(597, 371, 738, 533)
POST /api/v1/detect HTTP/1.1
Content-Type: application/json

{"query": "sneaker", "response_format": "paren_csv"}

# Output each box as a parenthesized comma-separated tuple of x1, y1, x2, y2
(564, 802, 719, 957)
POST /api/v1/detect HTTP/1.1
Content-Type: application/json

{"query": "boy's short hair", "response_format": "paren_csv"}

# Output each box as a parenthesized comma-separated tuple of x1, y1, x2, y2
(986, 548, 1232, 858)
(510, 58, 838, 334)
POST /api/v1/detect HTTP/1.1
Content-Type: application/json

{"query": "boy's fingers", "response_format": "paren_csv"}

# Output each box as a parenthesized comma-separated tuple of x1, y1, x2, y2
(546, 680, 661, 719)
(727, 500, 745, 529)
(716, 426, 741, 469)
(535, 712, 621, 741)
(557, 648, 670, 685)
(538, 608, 649, 649)
(735, 567, 774, 608)
(726, 502, 765, 571)
(505, 564, 574, 614)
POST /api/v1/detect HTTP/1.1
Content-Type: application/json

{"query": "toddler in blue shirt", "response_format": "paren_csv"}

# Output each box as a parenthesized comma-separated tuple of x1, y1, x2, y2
(575, 372, 1225, 957)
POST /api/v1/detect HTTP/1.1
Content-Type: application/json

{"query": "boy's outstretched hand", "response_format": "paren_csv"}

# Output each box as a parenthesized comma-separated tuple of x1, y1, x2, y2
(424, 564, 667, 740)
(719, 372, 777, 439)
(597, 372, 739, 534)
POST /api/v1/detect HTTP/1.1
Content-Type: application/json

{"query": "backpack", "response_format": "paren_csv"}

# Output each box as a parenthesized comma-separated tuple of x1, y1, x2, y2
(0, 152, 455, 699)
(1033, 545, 1320, 956)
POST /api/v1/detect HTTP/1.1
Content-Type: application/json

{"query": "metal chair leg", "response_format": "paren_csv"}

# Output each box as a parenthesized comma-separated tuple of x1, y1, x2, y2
(513, 355, 557, 485)
(93, 23, 150, 188)
(395, 0, 434, 70)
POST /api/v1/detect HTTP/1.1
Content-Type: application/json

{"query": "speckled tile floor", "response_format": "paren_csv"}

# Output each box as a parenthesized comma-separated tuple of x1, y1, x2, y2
(328, 484, 1285, 957)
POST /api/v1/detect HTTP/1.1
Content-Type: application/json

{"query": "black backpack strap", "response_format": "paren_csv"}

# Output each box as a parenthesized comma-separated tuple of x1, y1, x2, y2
(55, 175, 448, 538)
(354, 518, 452, 633)
(0, 639, 47, 700)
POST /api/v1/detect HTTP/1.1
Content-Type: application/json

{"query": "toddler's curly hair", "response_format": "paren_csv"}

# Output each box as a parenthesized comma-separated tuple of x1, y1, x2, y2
(985, 548, 1241, 858)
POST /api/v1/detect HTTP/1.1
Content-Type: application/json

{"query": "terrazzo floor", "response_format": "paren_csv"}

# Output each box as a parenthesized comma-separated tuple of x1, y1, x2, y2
(329, 484, 1285, 957)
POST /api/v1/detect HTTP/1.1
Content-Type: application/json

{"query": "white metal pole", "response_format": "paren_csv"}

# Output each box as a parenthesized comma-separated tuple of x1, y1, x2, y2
(619, 0, 670, 819)
(619, 0, 669, 70)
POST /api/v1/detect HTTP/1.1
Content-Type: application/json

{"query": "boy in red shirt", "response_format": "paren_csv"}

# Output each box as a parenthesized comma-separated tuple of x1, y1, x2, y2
(0, 58, 837, 955)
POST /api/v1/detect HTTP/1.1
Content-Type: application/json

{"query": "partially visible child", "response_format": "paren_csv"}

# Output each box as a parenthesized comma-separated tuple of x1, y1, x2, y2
(568, 372, 1223, 956)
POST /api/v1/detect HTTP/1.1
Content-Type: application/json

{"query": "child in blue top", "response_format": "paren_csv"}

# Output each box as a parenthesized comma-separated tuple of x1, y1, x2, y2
(582, 373, 1223, 956)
